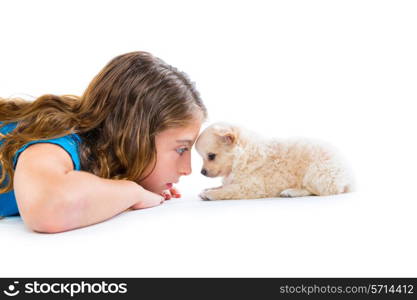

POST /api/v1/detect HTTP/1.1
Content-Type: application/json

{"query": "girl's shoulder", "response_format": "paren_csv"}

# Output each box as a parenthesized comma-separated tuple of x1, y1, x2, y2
(13, 133, 82, 171)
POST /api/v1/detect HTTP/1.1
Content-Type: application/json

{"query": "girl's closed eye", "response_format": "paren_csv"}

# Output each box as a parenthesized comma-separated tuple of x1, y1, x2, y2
(176, 147, 189, 155)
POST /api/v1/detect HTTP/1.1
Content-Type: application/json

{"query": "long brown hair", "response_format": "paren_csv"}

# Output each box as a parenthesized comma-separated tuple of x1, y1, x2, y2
(0, 51, 207, 193)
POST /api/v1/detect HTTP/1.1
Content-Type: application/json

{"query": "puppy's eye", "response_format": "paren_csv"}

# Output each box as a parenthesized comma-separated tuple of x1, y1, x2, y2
(208, 153, 216, 161)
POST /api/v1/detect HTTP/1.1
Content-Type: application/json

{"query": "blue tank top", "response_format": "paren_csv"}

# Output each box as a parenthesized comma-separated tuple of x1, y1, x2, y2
(0, 121, 82, 217)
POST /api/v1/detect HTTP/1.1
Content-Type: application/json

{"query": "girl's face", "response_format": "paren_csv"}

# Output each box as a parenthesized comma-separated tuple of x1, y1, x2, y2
(139, 117, 203, 193)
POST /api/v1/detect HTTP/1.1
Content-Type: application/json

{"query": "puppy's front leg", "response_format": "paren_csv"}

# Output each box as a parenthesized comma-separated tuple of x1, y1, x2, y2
(202, 186, 223, 194)
(199, 184, 245, 201)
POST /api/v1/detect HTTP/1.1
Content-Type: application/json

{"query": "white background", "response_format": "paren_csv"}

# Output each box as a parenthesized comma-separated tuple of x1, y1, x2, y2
(1, 0, 416, 277)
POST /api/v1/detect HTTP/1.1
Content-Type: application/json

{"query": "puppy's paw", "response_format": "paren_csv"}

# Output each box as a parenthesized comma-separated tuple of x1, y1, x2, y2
(199, 189, 220, 201)
(199, 186, 224, 200)
(280, 188, 312, 198)
(280, 190, 293, 197)
(199, 191, 212, 201)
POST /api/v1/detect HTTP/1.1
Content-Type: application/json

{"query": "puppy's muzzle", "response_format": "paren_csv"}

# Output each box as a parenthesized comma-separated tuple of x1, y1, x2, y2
(201, 169, 208, 176)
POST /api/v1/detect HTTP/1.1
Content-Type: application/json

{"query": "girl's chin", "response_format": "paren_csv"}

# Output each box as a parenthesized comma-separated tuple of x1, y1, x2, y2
(155, 185, 168, 194)
(139, 183, 162, 194)
(142, 182, 171, 194)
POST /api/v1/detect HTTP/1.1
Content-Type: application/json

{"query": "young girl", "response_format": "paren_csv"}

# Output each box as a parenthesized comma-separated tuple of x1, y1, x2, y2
(0, 51, 207, 233)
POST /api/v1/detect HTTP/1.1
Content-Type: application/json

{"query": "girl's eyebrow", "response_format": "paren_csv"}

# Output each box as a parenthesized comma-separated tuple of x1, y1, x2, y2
(176, 139, 193, 146)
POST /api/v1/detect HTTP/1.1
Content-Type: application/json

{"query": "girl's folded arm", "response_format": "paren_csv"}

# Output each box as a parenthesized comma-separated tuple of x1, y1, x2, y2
(13, 143, 163, 233)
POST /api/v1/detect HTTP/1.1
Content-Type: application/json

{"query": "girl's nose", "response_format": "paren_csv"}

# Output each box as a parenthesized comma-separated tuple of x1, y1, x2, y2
(179, 153, 192, 176)
(180, 162, 192, 176)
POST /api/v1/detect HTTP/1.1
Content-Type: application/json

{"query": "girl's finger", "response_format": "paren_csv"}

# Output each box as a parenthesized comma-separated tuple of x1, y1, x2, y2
(161, 191, 171, 200)
(170, 188, 181, 198)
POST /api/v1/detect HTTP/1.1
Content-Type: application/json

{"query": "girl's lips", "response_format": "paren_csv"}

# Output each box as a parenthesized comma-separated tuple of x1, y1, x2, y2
(166, 183, 173, 189)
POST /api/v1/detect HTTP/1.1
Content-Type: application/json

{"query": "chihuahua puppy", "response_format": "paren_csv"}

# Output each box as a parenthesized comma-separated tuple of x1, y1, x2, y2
(195, 122, 353, 200)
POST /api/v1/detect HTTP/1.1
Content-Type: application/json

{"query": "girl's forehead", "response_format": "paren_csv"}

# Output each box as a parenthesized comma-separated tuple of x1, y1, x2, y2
(157, 120, 202, 143)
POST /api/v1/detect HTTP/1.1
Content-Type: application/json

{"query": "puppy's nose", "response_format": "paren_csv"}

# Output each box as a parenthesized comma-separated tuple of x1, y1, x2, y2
(201, 169, 207, 176)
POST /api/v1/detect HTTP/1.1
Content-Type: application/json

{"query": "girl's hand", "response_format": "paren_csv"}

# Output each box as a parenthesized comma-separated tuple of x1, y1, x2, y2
(130, 190, 165, 210)
(161, 187, 181, 200)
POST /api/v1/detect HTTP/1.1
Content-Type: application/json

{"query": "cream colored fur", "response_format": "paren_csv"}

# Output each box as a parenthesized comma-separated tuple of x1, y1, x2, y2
(195, 122, 354, 200)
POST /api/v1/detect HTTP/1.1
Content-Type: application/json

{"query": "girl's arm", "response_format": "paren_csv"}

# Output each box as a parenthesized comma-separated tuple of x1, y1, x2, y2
(13, 143, 164, 233)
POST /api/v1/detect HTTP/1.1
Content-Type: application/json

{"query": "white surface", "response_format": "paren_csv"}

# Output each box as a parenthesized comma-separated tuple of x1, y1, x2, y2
(1, 185, 416, 277)
(1, 0, 416, 277)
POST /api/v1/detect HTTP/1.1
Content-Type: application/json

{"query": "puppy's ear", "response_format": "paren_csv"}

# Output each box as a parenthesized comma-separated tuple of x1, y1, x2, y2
(213, 125, 238, 145)
(220, 133, 236, 145)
